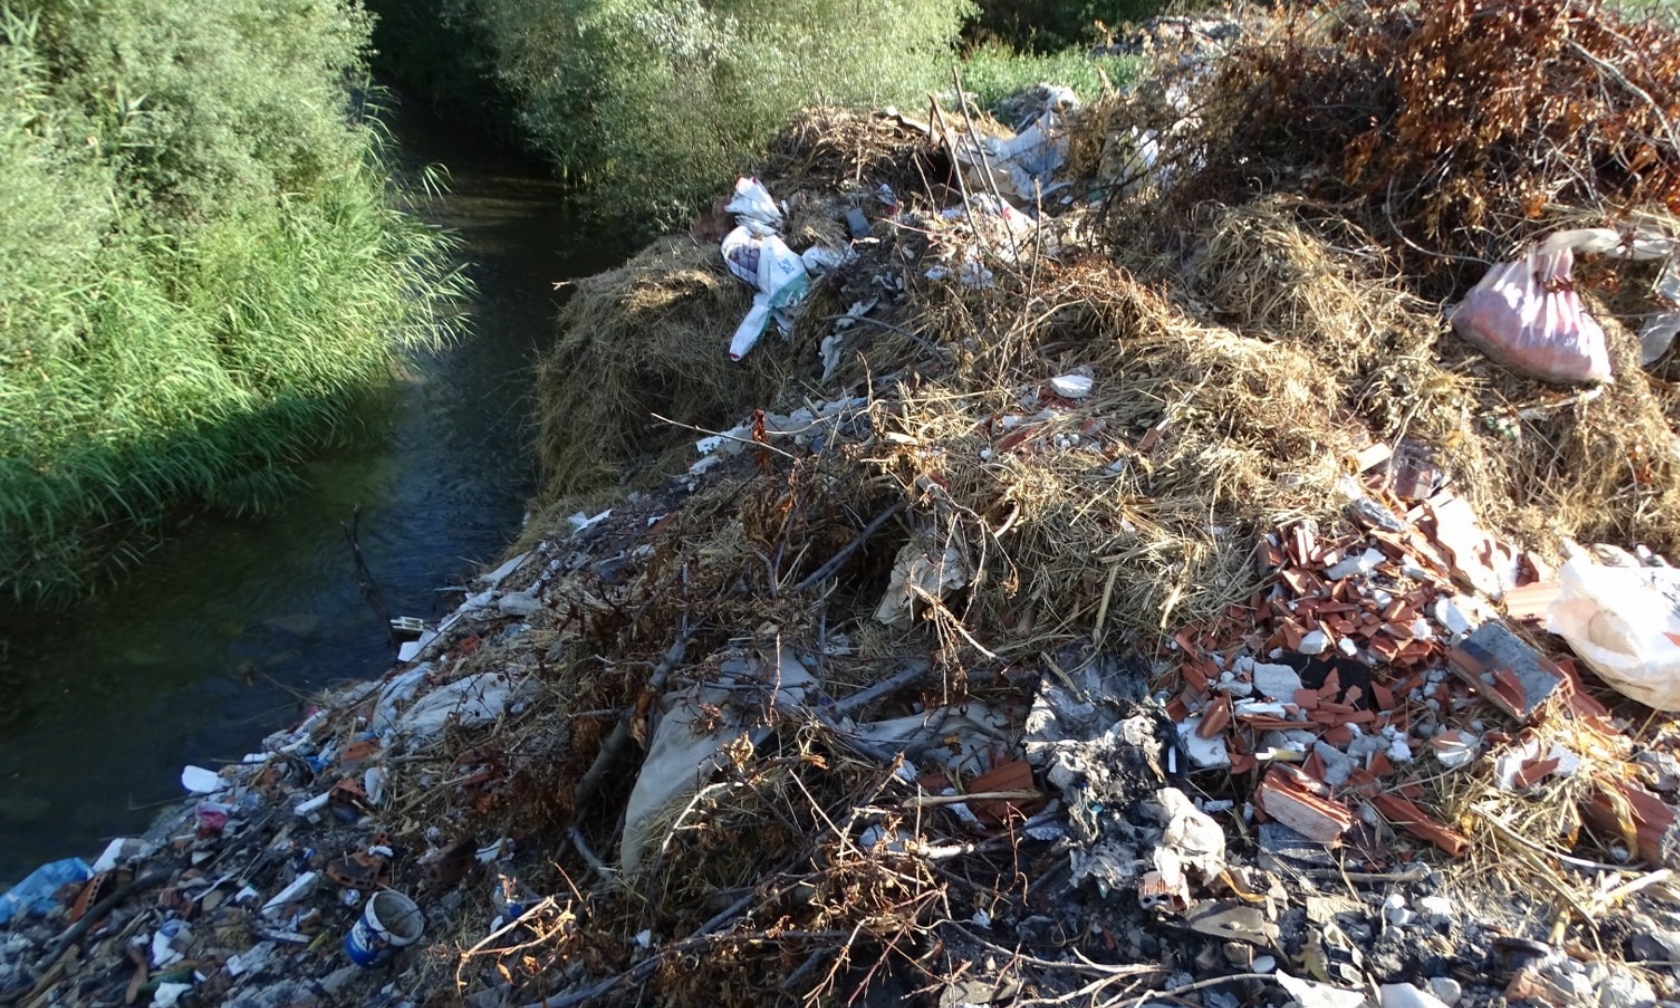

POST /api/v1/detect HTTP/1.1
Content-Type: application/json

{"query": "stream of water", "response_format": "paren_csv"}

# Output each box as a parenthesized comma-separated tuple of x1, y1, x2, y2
(0, 99, 611, 884)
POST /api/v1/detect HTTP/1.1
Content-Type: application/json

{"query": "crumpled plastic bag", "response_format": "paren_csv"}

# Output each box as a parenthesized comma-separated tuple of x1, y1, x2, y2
(723, 176, 781, 232)
(1450, 231, 1612, 383)
(1452, 227, 1680, 383)
(874, 543, 968, 625)
(722, 225, 810, 360)
(0, 857, 92, 924)
(1547, 555, 1680, 711)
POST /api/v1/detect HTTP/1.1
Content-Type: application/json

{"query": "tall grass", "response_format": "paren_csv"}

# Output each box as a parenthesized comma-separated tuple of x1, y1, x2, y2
(469, 0, 976, 232)
(0, 1, 465, 604)
(957, 42, 1139, 112)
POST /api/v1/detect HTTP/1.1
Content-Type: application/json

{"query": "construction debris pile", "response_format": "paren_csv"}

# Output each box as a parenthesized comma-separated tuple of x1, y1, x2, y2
(13, 1, 1680, 1006)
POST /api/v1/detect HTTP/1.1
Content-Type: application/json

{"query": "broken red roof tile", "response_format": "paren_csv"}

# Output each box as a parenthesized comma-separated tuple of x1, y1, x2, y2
(1256, 766, 1355, 844)
(1369, 792, 1470, 857)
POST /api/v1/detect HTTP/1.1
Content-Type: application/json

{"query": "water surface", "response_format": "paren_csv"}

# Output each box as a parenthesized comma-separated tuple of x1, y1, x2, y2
(0, 99, 611, 883)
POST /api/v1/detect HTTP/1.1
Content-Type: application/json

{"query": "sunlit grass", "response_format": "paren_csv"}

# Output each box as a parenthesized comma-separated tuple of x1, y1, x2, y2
(957, 42, 1141, 112)
(0, 2, 467, 604)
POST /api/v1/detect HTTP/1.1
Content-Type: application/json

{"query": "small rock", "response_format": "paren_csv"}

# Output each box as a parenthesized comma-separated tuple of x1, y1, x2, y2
(1427, 976, 1463, 1006)
(1598, 967, 1657, 1008)
(1383, 893, 1415, 927)
(1049, 374, 1093, 399)
(319, 966, 360, 998)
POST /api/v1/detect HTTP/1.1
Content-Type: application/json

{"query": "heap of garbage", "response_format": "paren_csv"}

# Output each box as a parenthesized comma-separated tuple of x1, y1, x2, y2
(14, 1, 1680, 1006)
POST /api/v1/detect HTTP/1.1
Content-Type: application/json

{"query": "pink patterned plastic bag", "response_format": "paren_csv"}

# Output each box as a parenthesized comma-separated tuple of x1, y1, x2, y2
(1450, 235, 1611, 384)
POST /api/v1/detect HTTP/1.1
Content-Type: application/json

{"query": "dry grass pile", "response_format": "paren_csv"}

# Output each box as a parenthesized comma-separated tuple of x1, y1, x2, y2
(536, 237, 778, 496)
(535, 108, 942, 501)
(450, 6, 1680, 999)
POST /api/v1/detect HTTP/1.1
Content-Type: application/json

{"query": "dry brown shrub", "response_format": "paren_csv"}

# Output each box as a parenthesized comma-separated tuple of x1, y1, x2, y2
(1161, 0, 1680, 287)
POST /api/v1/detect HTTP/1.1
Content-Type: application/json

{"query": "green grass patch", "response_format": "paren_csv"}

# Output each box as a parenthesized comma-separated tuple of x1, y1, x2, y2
(957, 42, 1140, 112)
(0, 1, 465, 605)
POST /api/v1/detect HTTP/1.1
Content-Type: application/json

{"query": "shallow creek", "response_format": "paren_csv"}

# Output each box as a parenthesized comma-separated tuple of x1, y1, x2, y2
(0, 99, 615, 883)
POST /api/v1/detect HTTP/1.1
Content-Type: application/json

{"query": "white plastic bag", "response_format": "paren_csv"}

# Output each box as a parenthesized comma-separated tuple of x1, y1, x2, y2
(1642, 258, 1680, 364)
(1547, 556, 1680, 710)
(1450, 232, 1611, 384)
(724, 176, 781, 229)
(723, 227, 810, 360)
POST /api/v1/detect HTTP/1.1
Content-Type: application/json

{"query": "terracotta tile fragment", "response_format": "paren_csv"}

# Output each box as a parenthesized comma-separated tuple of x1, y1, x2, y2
(1582, 778, 1677, 865)
(1198, 694, 1231, 738)
(1368, 792, 1470, 857)
(968, 759, 1046, 825)
(1368, 635, 1403, 662)
(1256, 766, 1355, 844)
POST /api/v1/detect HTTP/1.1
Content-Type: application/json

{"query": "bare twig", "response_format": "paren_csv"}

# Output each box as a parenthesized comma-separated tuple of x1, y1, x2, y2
(794, 499, 909, 593)
(566, 826, 620, 891)
(820, 314, 947, 359)
(830, 661, 930, 718)
(1117, 972, 1283, 1007)
(902, 790, 1043, 809)
(519, 889, 758, 1008)
(572, 629, 693, 814)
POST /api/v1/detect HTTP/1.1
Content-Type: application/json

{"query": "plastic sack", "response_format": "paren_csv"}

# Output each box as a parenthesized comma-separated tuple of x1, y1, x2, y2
(724, 177, 781, 230)
(1547, 556, 1680, 710)
(1450, 232, 1611, 384)
(723, 226, 810, 360)
(0, 857, 92, 924)
(1642, 258, 1680, 365)
(953, 111, 1071, 205)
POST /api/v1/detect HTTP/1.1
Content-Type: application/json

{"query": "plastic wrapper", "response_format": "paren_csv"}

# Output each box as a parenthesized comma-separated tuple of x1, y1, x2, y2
(1548, 556, 1680, 710)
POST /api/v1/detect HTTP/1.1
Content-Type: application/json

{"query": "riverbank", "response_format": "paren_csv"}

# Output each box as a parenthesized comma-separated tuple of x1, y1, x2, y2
(10, 3, 1680, 1006)
(0, 0, 463, 606)
(0, 94, 619, 885)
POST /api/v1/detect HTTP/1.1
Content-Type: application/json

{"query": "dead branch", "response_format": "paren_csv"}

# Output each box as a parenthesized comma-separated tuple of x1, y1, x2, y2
(571, 629, 693, 814)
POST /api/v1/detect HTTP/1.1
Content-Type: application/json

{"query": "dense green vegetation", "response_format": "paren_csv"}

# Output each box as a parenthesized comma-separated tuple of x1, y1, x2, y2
(0, 0, 464, 604)
(973, 0, 1162, 51)
(957, 42, 1129, 109)
(478, 0, 978, 230)
(365, 0, 1148, 233)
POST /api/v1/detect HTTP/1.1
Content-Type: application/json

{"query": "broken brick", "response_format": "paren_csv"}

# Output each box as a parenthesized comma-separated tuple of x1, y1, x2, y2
(1448, 621, 1564, 723)
(1256, 766, 1354, 844)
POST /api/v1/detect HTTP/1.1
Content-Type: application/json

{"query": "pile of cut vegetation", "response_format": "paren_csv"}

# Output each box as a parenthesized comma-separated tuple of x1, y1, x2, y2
(363, 2, 1680, 1004)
